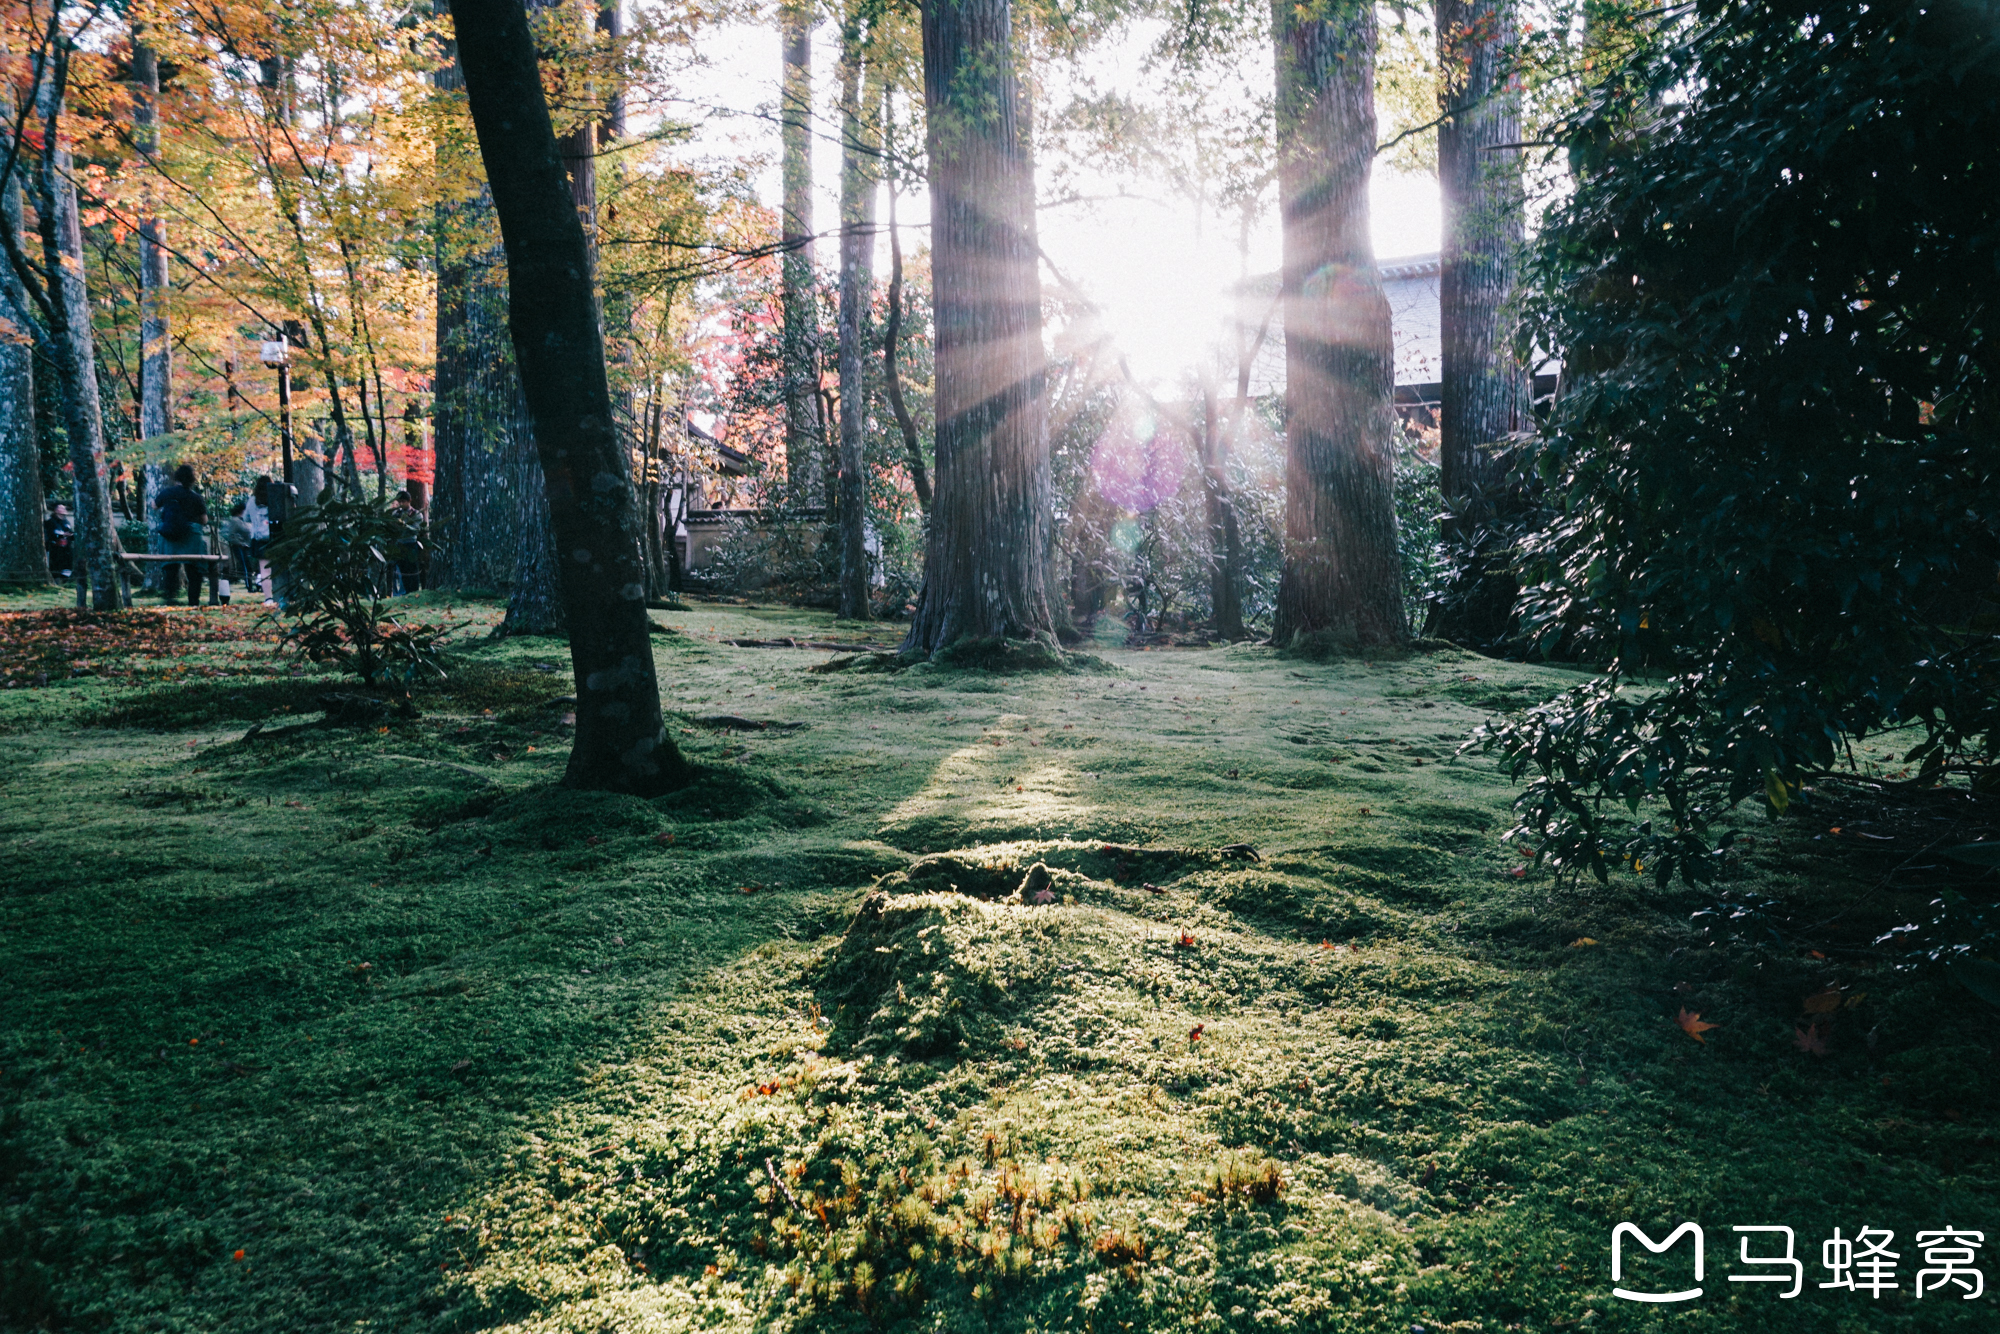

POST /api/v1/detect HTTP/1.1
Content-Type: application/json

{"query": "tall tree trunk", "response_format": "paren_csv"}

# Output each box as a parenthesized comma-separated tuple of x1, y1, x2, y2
(1267, 0, 1405, 651)
(1197, 375, 1246, 638)
(780, 4, 822, 508)
(881, 173, 930, 512)
(132, 42, 173, 590)
(0, 75, 45, 586)
(1432, 0, 1526, 645)
(448, 0, 687, 794)
(434, 37, 545, 607)
(836, 17, 878, 619)
(35, 60, 121, 610)
(432, 188, 523, 592)
(135, 43, 170, 447)
(903, 0, 1055, 658)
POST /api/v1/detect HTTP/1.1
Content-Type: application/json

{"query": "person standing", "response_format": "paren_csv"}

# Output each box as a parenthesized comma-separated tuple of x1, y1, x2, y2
(221, 501, 255, 594)
(388, 490, 423, 595)
(43, 503, 74, 579)
(243, 477, 273, 593)
(153, 464, 209, 607)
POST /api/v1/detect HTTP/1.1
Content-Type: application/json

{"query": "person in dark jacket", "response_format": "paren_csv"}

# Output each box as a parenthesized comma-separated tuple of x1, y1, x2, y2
(43, 503, 73, 579)
(153, 465, 209, 607)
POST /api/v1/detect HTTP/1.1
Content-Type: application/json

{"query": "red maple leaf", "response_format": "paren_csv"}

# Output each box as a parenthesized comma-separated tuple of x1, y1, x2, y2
(1674, 1008, 1720, 1043)
(1793, 1021, 1830, 1057)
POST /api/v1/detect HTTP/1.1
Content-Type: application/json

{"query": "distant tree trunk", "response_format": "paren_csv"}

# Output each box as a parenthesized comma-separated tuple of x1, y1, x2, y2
(433, 36, 549, 618)
(448, 0, 687, 794)
(1197, 376, 1246, 638)
(836, 19, 878, 620)
(501, 423, 567, 634)
(432, 213, 529, 593)
(904, 0, 1055, 657)
(1268, 0, 1405, 651)
(34, 59, 121, 610)
(0, 74, 45, 586)
(132, 42, 173, 590)
(1432, 0, 1526, 645)
(496, 0, 594, 639)
(882, 175, 930, 513)
(780, 4, 822, 508)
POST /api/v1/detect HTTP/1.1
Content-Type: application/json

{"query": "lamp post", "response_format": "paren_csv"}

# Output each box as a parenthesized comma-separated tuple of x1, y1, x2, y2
(260, 335, 292, 485)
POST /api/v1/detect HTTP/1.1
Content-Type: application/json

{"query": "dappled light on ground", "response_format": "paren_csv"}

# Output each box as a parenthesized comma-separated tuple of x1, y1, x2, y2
(0, 588, 1993, 1332)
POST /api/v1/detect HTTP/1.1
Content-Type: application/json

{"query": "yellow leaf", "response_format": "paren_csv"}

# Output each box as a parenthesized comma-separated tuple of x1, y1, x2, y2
(1569, 937, 1599, 947)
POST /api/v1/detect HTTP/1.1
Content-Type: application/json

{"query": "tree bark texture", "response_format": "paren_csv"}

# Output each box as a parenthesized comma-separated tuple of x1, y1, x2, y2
(448, 0, 686, 794)
(36, 64, 121, 609)
(433, 41, 559, 628)
(1437, 0, 1522, 496)
(497, 0, 595, 637)
(132, 43, 172, 590)
(780, 7, 822, 508)
(904, 0, 1055, 657)
(1433, 0, 1527, 644)
(433, 183, 535, 592)
(1268, 0, 1405, 651)
(836, 22, 878, 619)
(1197, 378, 1246, 638)
(133, 44, 171, 446)
(0, 77, 45, 585)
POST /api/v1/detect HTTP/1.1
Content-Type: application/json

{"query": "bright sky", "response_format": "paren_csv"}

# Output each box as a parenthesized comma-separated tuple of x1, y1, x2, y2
(674, 19, 1442, 388)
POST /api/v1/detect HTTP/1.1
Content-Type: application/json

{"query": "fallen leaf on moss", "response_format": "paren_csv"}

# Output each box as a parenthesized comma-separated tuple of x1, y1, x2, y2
(1675, 1008, 1719, 1042)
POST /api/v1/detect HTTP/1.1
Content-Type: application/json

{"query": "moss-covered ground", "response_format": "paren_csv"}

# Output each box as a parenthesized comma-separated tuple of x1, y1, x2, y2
(2, 589, 1994, 1332)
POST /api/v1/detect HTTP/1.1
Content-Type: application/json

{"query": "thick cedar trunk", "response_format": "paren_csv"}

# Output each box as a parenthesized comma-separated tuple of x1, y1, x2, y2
(1197, 378, 1246, 638)
(434, 40, 554, 623)
(882, 178, 930, 512)
(780, 7, 821, 508)
(35, 64, 121, 609)
(1433, 0, 1526, 645)
(836, 21, 878, 619)
(501, 422, 566, 634)
(0, 72, 45, 586)
(1268, 1, 1405, 651)
(904, 0, 1055, 656)
(447, 0, 686, 794)
(431, 185, 524, 593)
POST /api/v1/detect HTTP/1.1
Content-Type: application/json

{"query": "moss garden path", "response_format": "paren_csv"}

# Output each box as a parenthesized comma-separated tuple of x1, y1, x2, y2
(1, 590, 1993, 1334)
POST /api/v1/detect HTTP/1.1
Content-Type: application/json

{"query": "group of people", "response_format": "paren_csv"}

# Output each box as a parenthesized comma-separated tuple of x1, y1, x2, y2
(40, 467, 428, 605)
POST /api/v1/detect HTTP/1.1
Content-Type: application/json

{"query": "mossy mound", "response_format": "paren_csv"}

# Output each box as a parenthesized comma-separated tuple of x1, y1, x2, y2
(1272, 627, 1405, 661)
(921, 633, 1120, 674)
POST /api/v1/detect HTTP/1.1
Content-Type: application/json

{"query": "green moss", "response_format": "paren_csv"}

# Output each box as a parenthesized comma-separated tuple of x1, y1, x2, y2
(0, 590, 1992, 1332)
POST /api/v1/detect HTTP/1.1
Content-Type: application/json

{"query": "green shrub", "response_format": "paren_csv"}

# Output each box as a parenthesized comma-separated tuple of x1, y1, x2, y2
(1481, 0, 2000, 894)
(267, 494, 453, 690)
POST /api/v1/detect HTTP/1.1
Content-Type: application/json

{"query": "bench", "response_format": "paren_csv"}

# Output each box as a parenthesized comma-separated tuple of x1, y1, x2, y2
(116, 552, 231, 606)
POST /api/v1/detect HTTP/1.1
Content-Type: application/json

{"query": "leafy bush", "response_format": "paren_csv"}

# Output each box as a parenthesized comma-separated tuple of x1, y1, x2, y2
(266, 493, 452, 690)
(1393, 431, 1447, 634)
(1478, 0, 2000, 886)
